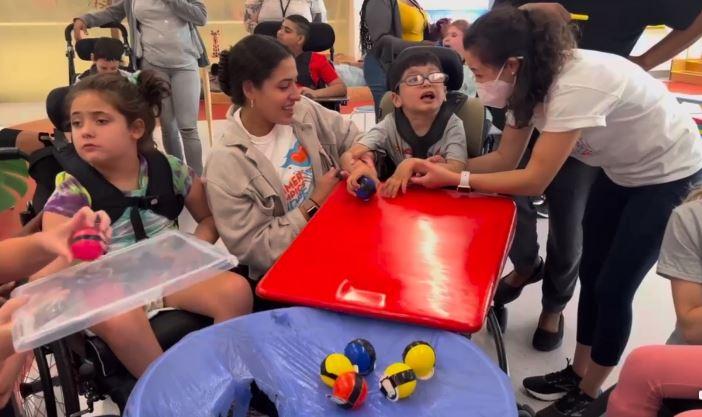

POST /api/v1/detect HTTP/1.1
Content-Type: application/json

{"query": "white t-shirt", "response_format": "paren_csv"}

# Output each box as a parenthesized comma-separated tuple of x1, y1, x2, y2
(258, 0, 325, 22)
(234, 110, 314, 211)
(509, 49, 702, 187)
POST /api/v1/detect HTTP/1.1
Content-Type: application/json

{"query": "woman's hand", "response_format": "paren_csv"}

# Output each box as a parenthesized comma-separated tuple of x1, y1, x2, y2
(311, 168, 342, 205)
(409, 159, 461, 189)
(381, 159, 417, 198)
(73, 18, 88, 41)
(40, 207, 111, 263)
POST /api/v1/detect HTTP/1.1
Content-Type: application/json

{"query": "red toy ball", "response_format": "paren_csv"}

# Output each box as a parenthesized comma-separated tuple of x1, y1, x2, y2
(329, 371, 368, 410)
(70, 227, 105, 261)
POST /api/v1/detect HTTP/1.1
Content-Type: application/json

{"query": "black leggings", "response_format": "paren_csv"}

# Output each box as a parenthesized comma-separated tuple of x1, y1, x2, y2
(577, 169, 702, 366)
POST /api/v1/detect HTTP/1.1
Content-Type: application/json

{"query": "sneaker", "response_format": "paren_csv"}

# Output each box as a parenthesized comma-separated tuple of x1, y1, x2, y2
(523, 361, 582, 401)
(535, 389, 596, 417)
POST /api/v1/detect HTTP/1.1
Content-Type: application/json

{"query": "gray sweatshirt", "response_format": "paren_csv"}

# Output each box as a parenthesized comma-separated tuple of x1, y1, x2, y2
(79, 0, 208, 69)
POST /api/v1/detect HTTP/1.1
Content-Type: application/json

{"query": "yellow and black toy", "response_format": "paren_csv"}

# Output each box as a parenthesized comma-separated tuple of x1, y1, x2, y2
(379, 362, 417, 401)
(320, 353, 355, 387)
(402, 341, 436, 380)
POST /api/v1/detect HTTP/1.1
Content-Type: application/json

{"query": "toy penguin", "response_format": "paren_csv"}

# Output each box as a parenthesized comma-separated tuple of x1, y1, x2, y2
(329, 371, 368, 409)
(356, 176, 377, 201)
(320, 353, 356, 387)
(402, 341, 436, 380)
(344, 339, 376, 376)
(379, 362, 417, 401)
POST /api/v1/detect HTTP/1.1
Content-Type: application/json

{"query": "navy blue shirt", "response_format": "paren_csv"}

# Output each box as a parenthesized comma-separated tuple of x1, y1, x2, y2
(493, 0, 702, 56)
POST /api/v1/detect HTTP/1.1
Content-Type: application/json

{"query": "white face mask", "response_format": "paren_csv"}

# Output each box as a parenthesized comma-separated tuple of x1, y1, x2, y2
(475, 62, 515, 109)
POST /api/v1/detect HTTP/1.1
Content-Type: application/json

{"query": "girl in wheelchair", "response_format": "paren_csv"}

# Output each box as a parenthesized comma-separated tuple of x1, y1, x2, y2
(30, 70, 253, 378)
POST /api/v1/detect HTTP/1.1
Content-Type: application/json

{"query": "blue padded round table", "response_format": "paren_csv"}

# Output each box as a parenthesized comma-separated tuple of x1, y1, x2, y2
(125, 307, 517, 417)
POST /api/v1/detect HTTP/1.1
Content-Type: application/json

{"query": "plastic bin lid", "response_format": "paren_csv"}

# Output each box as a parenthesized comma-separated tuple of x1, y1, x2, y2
(11, 230, 237, 352)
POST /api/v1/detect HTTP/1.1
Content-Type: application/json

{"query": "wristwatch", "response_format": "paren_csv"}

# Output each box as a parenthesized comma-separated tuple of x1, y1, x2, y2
(305, 201, 319, 219)
(457, 171, 471, 192)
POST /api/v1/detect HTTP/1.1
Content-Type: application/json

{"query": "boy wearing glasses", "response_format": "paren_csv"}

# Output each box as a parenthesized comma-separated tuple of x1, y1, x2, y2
(342, 51, 467, 198)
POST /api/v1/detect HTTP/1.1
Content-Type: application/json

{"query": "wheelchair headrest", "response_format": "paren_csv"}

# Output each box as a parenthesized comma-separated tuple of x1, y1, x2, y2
(76, 39, 98, 61)
(387, 46, 464, 92)
(253, 21, 335, 52)
(75, 37, 125, 61)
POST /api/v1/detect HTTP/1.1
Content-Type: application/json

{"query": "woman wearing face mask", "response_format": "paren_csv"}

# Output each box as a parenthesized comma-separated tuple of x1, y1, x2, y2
(409, 7, 702, 417)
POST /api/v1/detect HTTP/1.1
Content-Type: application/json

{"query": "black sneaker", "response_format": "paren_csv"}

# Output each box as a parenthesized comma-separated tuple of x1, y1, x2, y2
(535, 389, 596, 417)
(523, 361, 582, 401)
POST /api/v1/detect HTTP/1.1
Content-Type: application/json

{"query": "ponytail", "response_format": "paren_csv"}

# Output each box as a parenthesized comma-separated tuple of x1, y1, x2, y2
(66, 70, 170, 153)
(464, 6, 576, 128)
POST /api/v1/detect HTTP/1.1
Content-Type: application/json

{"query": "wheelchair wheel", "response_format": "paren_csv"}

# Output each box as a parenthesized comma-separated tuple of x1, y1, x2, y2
(14, 342, 80, 417)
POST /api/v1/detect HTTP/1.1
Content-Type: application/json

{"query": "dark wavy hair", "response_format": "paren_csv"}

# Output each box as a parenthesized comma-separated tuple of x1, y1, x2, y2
(218, 35, 293, 106)
(464, 6, 576, 128)
(66, 70, 170, 153)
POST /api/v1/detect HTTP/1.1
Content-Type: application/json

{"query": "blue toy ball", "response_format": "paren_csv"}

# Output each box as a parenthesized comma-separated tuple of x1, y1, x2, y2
(356, 176, 377, 201)
(344, 339, 376, 376)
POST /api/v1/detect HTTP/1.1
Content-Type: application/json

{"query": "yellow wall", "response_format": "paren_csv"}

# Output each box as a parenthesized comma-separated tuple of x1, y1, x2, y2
(0, 0, 354, 103)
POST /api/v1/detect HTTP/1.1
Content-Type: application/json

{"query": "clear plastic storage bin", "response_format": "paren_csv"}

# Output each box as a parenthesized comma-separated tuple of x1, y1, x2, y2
(12, 231, 238, 352)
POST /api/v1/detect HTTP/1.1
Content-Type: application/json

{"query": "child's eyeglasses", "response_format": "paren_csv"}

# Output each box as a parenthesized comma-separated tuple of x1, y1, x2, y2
(401, 72, 449, 87)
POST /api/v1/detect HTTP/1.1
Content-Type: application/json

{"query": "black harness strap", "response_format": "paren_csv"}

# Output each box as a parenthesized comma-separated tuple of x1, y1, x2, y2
(394, 92, 468, 158)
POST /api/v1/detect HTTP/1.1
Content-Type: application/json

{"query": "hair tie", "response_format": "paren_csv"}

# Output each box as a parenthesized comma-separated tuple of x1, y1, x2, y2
(127, 70, 141, 86)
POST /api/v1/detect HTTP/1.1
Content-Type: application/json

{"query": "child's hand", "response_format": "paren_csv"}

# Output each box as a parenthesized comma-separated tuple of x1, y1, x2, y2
(41, 207, 112, 263)
(426, 155, 446, 164)
(381, 159, 416, 198)
(346, 164, 379, 196)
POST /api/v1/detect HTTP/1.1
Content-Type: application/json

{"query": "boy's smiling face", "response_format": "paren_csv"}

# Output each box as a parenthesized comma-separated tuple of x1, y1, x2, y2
(392, 64, 447, 114)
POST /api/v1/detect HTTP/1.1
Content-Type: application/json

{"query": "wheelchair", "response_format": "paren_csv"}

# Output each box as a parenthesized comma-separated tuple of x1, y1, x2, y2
(0, 129, 213, 417)
(64, 22, 135, 85)
(253, 20, 349, 112)
(47, 22, 136, 135)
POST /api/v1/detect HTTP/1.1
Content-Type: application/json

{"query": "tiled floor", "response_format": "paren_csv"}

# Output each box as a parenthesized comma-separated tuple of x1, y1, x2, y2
(0, 102, 678, 415)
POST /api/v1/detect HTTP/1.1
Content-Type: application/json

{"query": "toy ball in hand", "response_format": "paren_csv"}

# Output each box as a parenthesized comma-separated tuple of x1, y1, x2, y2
(402, 341, 436, 380)
(320, 353, 355, 387)
(329, 371, 368, 409)
(70, 227, 104, 261)
(379, 362, 417, 401)
(356, 176, 376, 201)
(344, 338, 376, 376)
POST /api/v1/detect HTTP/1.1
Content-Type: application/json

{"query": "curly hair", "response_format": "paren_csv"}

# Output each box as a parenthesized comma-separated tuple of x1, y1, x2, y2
(66, 70, 170, 153)
(464, 6, 576, 128)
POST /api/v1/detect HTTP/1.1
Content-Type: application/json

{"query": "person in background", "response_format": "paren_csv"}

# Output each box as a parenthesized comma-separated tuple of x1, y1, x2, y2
(488, 0, 702, 353)
(245, 0, 327, 33)
(360, 0, 444, 119)
(606, 188, 702, 417)
(73, 0, 209, 175)
(74, 37, 132, 83)
(276, 15, 347, 99)
(442, 19, 477, 97)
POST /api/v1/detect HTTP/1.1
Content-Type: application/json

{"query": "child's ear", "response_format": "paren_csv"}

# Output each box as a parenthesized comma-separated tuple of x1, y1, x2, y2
(129, 119, 146, 142)
(391, 91, 402, 109)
